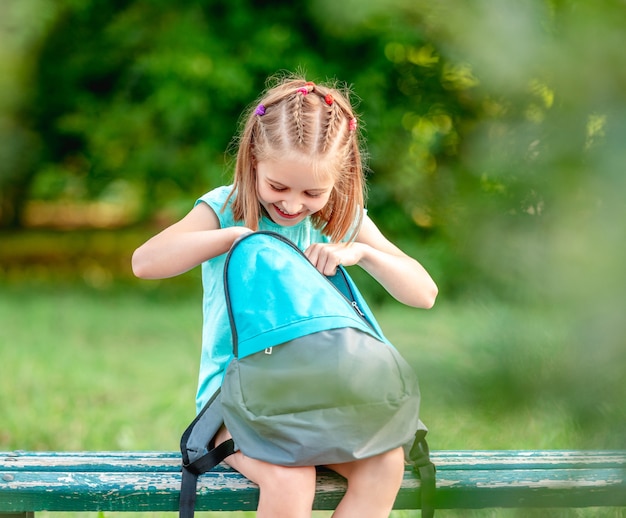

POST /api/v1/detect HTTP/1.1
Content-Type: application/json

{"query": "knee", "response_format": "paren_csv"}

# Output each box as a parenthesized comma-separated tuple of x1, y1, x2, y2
(370, 448, 405, 486)
(258, 464, 317, 497)
(351, 448, 405, 489)
(377, 447, 406, 480)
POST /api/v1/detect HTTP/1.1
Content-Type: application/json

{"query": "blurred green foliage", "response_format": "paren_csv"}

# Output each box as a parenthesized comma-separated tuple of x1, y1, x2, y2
(2, 0, 625, 296)
(1, 0, 626, 445)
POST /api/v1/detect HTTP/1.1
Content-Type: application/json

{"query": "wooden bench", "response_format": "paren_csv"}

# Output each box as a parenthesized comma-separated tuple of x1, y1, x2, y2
(2, 450, 625, 515)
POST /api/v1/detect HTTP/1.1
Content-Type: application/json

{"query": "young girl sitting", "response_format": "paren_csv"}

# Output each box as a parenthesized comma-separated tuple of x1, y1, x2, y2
(132, 74, 438, 518)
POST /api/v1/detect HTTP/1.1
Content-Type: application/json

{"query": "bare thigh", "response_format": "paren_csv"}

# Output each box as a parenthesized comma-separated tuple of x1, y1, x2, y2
(213, 425, 316, 485)
(213, 425, 262, 479)
(214, 427, 316, 518)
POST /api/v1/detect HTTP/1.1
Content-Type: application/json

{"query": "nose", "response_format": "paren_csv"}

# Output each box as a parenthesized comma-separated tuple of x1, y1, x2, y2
(281, 196, 303, 214)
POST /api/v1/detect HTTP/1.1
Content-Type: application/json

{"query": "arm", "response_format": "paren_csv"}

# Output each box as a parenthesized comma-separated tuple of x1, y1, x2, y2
(304, 214, 438, 309)
(132, 202, 251, 279)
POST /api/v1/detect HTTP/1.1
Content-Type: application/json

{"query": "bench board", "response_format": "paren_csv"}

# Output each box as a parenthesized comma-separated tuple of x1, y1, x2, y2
(1, 451, 625, 512)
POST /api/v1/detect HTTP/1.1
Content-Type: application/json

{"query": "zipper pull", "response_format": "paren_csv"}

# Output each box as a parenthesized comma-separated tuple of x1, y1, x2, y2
(351, 301, 365, 317)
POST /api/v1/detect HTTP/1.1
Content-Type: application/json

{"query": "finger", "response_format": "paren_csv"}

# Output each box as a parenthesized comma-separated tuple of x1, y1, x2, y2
(304, 244, 320, 266)
(321, 252, 339, 276)
(310, 246, 329, 274)
(324, 262, 338, 276)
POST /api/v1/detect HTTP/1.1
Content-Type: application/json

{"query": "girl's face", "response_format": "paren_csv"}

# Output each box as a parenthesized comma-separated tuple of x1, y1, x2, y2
(256, 156, 335, 227)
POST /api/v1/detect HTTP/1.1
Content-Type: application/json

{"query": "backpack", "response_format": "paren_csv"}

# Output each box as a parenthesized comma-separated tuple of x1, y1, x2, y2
(179, 231, 436, 517)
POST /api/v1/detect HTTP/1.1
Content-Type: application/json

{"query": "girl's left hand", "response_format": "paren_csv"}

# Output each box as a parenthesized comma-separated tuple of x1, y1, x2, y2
(304, 242, 363, 276)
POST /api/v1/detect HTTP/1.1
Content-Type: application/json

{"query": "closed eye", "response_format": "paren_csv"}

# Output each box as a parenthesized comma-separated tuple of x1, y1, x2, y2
(269, 183, 287, 192)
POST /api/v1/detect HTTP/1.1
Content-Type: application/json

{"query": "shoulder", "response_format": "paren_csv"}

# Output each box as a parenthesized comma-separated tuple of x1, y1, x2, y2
(196, 185, 235, 208)
(196, 185, 237, 228)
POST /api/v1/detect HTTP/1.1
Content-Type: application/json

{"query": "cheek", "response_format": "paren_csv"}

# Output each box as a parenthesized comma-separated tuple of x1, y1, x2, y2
(256, 184, 274, 204)
(310, 194, 332, 212)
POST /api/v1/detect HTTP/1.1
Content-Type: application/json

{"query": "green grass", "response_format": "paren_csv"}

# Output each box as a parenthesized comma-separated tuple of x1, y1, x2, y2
(2, 283, 625, 517)
(0, 285, 200, 450)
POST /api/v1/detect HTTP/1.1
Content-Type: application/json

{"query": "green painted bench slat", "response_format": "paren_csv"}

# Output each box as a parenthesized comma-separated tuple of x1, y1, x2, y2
(5, 450, 625, 471)
(1, 451, 625, 512)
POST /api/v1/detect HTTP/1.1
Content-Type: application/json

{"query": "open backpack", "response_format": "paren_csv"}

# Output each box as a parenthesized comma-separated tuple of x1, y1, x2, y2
(179, 231, 436, 517)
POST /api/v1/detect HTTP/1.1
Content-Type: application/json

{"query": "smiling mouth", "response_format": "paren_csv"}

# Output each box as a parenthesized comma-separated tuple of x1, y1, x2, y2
(273, 205, 302, 219)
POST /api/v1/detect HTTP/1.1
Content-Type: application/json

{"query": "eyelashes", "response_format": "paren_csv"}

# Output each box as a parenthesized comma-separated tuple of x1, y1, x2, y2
(268, 183, 325, 198)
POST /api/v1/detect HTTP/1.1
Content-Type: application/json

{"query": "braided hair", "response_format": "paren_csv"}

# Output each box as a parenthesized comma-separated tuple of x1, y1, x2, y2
(226, 74, 365, 243)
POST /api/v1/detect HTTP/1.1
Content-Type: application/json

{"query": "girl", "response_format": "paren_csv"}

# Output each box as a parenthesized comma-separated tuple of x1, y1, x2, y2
(132, 75, 438, 518)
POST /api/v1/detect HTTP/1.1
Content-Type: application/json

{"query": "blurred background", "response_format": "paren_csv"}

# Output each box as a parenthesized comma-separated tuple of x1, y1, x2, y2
(1, 0, 625, 489)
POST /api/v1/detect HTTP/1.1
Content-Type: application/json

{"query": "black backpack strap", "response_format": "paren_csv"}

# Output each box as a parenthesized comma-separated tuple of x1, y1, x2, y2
(179, 390, 238, 518)
(408, 431, 436, 518)
(180, 438, 237, 518)
(180, 465, 200, 518)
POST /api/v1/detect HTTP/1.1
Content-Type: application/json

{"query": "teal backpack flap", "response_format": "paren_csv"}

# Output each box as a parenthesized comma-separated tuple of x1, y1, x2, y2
(223, 231, 378, 359)
(221, 231, 425, 467)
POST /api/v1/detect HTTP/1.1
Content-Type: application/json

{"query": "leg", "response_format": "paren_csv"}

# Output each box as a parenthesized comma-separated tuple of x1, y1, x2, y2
(325, 447, 405, 518)
(214, 426, 317, 518)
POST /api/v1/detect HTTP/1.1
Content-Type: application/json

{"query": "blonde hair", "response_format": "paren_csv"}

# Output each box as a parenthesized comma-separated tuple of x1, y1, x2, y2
(225, 74, 366, 243)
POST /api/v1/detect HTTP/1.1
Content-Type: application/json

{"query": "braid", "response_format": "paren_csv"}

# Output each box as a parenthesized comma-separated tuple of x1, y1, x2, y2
(292, 91, 306, 147)
(320, 97, 342, 154)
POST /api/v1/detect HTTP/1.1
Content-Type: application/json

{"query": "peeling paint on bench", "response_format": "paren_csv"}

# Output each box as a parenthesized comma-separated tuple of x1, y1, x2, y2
(1, 450, 626, 513)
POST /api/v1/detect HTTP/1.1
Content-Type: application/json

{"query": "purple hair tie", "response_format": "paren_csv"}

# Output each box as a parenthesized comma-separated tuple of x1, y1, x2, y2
(254, 104, 266, 116)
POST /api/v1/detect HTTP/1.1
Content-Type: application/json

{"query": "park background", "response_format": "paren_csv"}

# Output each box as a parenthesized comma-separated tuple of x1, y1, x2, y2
(1, 0, 625, 516)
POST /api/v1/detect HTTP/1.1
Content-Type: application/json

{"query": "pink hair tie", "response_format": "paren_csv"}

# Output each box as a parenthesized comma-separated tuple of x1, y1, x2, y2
(296, 87, 309, 95)
(254, 104, 266, 116)
(324, 94, 334, 106)
(349, 118, 357, 131)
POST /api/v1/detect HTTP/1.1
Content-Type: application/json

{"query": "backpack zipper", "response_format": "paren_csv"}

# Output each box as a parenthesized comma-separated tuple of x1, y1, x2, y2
(332, 262, 374, 327)
(351, 300, 365, 317)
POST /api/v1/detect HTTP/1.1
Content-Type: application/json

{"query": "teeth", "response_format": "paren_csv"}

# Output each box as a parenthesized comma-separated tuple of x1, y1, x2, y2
(277, 206, 297, 216)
